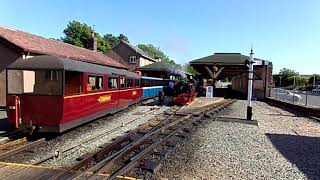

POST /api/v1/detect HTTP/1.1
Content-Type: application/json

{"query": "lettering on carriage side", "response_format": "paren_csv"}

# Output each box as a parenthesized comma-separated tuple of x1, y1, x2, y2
(132, 91, 137, 96)
(97, 95, 111, 103)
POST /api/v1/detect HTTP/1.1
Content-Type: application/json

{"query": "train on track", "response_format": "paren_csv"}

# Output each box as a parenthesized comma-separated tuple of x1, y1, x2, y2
(6, 55, 165, 133)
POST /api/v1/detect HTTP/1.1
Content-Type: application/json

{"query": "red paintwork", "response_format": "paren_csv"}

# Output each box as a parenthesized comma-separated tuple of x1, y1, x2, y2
(6, 95, 63, 128)
(173, 92, 198, 105)
(62, 88, 142, 125)
(6, 96, 19, 129)
(6, 71, 144, 132)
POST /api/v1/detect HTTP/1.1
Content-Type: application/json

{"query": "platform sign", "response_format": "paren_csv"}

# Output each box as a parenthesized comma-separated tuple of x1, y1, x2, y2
(206, 86, 213, 98)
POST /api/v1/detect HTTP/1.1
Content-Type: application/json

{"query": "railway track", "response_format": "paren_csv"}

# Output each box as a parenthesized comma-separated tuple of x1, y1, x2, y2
(0, 100, 165, 165)
(0, 137, 46, 161)
(32, 105, 174, 165)
(51, 99, 236, 179)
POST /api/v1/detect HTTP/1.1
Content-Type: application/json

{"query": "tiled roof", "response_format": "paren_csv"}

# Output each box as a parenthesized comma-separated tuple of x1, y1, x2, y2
(190, 53, 249, 65)
(190, 53, 269, 66)
(0, 25, 127, 69)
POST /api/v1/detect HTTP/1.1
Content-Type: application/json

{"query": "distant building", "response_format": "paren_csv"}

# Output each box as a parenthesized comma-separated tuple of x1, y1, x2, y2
(107, 41, 158, 71)
(0, 25, 127, 107)
(189, 53, 273, 99)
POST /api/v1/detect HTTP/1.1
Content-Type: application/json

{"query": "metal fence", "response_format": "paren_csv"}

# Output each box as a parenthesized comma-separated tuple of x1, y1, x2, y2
(270, 88, 320, 108)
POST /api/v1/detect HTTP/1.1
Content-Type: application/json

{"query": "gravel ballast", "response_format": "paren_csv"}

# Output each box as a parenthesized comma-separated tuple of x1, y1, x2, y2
(158, 100, 320, 180)
(5, 104, 169, 168)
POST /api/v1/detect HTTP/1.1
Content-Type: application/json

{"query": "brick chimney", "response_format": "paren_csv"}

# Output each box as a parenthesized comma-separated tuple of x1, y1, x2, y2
(87, 31, 97, 52)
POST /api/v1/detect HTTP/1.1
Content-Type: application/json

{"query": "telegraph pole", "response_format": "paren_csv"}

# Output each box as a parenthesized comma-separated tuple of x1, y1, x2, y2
(246, 47, 254, 120)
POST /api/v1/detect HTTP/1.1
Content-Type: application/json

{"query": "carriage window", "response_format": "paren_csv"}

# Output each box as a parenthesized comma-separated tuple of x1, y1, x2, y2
(108, 77, 118, 89)
(135, 79, 140, 87)
(65, 71, 82, 95)
(120, 77, 126, 88)
(87, 75, 103, 92)
(126, 79, 133, 88)
(7, 70, 62, 95)
(45, 70, 59, 81)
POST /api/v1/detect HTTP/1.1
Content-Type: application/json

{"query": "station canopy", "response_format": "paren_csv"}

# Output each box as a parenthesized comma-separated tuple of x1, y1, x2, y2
(189, 53, 268, 79)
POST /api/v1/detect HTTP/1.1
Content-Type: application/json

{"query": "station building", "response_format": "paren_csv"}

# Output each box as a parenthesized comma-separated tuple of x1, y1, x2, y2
(0, 25, 127, 107)
(106, 41, 159, 72)
(189, 53, 273, 99)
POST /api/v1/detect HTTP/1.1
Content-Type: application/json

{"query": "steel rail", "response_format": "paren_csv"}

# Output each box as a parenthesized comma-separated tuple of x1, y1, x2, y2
(106, 99, 236, 179)
(50, 106, 182, 179)
(32, 106, 165, 165)
(0, 138, 46, 160)
(0, 137, 28, 151)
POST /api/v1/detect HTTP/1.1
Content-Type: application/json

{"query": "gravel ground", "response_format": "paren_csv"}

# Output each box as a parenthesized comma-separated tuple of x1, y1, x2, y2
(157, 100, 320, 180)
(4, 104, 169, 168)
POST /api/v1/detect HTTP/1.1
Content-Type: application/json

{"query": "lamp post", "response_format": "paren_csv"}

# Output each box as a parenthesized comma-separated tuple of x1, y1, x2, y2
(314, 74, 316, 86)
(246, 48, 254, 120)
(279, 75, 282, 87)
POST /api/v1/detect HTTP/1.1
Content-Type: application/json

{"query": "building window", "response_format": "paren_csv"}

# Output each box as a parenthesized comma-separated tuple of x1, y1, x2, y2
(129, 56, 136, 64)
(87, 75, 103, 92)
(108, 77, 118, 90)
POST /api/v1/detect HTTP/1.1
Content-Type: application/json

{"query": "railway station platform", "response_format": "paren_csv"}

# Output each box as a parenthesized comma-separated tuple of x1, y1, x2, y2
(177, 97, 225, 115)
(0, 162, 140, 180)
(0, 162, 77, 179)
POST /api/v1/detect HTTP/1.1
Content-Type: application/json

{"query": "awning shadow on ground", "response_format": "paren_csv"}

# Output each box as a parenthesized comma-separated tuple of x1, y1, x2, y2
(266, 133, 320, 179)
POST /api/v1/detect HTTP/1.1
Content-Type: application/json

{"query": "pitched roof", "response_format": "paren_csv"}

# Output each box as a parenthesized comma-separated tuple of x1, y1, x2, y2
(120, 41, 156, 62)
(189, 53, 249, 65)
(0, 25, 127, 69)
(190, 53, 270, 66)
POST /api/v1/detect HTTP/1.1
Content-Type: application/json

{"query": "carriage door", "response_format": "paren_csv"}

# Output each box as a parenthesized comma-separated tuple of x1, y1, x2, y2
(118, 76, 127, 108)
(6, 95, 20, 129)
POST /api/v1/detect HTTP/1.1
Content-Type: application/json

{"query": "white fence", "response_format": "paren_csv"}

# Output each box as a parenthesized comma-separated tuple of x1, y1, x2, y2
(270, 88, 320, 108)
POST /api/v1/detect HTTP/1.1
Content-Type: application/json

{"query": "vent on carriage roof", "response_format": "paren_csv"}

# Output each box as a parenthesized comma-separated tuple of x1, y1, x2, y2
(0, 25, 127, 69)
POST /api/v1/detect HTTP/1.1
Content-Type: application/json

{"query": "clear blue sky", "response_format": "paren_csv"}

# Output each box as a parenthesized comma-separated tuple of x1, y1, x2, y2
(1, 0, 319, 74)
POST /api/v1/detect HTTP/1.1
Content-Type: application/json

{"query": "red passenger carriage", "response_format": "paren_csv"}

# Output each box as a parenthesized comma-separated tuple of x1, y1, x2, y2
(6, 55, 142, 133)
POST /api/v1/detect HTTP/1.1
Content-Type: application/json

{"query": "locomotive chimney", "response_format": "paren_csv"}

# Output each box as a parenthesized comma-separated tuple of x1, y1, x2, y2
(87, 26, 97, 52)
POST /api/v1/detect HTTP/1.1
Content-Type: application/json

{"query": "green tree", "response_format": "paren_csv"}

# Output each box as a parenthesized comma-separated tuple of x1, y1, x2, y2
(274, 68, 299, 87)
(117, 34, 129, 43)
(61, 21, 119, 53)
(308, 74, 320, 85)
(61, 20, 92, 48)
(295, 76, 309, 87)
(103, 33, 130, 48)
(279, 68, 299, 77)
(137, 44, 178, 66)
(103, 34, 118, 48)
(183, 63, 199, 75)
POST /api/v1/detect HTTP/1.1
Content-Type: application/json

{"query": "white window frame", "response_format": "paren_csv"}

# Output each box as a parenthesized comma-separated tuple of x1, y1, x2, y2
(129, 56, 136, 64)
